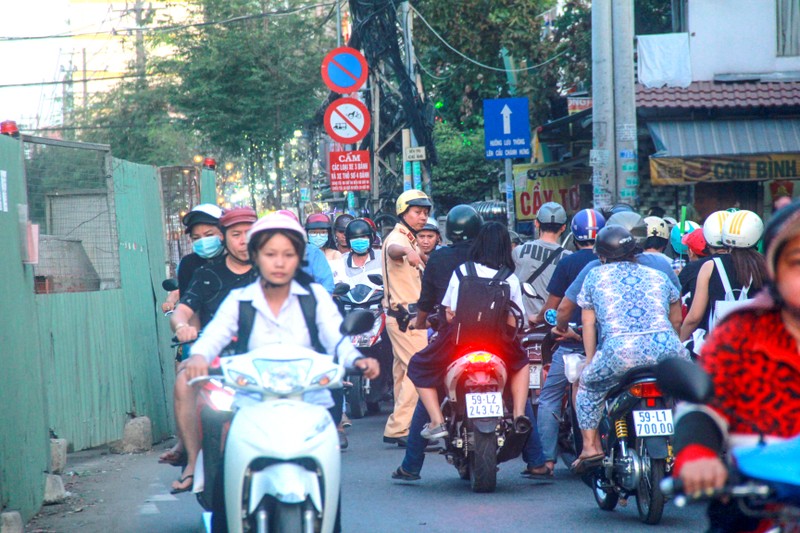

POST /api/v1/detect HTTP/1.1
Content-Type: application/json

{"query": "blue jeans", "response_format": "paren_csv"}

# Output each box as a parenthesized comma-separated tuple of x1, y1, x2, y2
(400, 398, 546, 475)
(536, 345, 581, 463)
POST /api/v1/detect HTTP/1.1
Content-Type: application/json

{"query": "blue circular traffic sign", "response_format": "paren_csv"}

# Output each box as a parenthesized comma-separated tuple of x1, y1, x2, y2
(321, 46, 368, 94)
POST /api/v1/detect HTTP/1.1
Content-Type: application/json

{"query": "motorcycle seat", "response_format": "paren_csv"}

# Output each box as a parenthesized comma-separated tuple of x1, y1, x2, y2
(604, 365, 658, 400)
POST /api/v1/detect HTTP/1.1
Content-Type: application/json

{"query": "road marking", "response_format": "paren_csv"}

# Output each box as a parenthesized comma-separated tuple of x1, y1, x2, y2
(138, 503, 160, 515)
(147, 494, 179, 502)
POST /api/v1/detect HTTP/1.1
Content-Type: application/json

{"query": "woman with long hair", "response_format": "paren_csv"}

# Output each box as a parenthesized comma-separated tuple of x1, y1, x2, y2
(680, 210, 768, 343)
(407, 221, 530, 440)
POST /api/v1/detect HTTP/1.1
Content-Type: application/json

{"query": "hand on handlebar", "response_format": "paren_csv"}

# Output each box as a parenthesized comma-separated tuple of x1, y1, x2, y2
(679, 456, 728, 497)
(354, 357, 380, 380)
(184, 354, 209, 382)
(551, 325, 581, 342)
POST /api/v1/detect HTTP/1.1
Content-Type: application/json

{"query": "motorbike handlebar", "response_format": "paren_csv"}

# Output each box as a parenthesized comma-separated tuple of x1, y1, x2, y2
(660, 476, 772, 508)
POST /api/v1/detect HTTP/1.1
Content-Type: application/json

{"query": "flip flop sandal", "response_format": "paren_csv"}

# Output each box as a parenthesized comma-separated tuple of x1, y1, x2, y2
(391, 467, 420, 481)
(170, 474, 194, 494)
(158, 450, 187, 467)
(570, 454, 604, 475)
(520, 465, 554, 479)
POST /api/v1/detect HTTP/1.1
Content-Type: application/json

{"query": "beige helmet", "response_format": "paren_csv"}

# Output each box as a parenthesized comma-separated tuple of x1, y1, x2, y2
(643, 216, 669, 239)
(396, 189, 432, 216)
(702, 210, 732, 248)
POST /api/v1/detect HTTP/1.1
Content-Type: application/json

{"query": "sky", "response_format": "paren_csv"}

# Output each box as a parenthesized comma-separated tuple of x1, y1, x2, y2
(0, 1, 72, 129)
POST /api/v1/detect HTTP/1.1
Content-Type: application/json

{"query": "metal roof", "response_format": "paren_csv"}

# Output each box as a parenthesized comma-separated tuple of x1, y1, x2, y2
(647, 119, 800, 157)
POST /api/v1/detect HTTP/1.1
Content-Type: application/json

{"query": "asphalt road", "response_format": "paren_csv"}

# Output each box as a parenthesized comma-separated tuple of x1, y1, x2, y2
(27, 407, 707, 533)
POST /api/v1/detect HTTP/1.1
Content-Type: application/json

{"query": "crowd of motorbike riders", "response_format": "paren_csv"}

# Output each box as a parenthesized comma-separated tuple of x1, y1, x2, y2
(158, 187, 800, 533)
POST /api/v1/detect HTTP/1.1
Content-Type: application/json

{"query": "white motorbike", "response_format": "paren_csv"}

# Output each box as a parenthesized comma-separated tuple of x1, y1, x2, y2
(191, 310, 374, 533)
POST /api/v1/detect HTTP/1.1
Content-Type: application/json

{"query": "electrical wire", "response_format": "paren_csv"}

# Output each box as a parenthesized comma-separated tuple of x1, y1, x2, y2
(0, 2, 336, 42)
(408, 4, 568, 73)
(0, 74, 163, 89)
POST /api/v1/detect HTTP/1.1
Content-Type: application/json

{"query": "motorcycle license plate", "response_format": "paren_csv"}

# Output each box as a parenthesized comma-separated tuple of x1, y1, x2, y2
(528, 364, 542, 389)
(633, 409, 674, 437)
(465, 392, 503, 418)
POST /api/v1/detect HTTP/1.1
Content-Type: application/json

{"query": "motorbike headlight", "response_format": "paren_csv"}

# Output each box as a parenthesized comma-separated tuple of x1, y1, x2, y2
(253, 359, 312, 395)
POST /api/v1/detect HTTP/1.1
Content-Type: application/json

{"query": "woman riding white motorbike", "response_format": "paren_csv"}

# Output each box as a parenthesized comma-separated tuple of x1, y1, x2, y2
(184, 212, 379, 532)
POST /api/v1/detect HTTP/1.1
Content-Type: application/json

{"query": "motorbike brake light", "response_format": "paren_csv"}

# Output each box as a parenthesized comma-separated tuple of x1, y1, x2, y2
(466, 352, 493, 364)
(630, 382, 662, 398)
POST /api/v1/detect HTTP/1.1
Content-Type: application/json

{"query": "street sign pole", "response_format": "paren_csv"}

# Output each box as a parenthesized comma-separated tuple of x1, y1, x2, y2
(504, 159, 515, 232)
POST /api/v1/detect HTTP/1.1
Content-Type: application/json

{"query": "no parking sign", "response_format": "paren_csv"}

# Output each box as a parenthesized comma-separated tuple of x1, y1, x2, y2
(321, 47, 369, 94)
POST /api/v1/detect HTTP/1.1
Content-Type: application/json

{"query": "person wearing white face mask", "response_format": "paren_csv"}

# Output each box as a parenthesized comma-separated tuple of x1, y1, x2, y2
(341, 218, 383, 286)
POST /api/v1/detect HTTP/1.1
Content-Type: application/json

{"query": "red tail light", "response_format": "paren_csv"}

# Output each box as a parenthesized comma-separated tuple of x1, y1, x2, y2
(630, 382, 662, 398)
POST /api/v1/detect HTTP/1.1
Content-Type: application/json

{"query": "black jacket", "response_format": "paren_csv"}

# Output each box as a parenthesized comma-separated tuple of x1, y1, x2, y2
(417, 240, 473, 314)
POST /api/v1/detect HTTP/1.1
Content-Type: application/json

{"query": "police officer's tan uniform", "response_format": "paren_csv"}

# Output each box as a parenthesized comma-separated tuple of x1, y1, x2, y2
(382, 223, 428, 439)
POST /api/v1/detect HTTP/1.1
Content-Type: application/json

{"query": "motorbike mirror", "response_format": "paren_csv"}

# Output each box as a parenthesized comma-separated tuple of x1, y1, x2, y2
(521, 282, 536, 298)
(340, 309, 375, 336)
(655, 358, 713, 404)
(333, 282, 351, 296)
(367, 273, 383, 286)
(162, 278, 179, 292)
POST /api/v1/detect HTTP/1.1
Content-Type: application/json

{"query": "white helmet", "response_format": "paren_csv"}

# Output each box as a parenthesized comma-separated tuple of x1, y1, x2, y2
(644, 216, 669, 239)
(722, 210, 763, 248)
(702, 210, 732, 248)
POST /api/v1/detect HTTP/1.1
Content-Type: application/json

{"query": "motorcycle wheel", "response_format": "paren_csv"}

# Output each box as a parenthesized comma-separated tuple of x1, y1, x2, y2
(457, 461, 470, 480)
(592, 472, 619, 511)
(469, 431, 497, 493)
(347, 375, 368, 419)
(269, 501, 304, 533)
(636, 442, 666, 525)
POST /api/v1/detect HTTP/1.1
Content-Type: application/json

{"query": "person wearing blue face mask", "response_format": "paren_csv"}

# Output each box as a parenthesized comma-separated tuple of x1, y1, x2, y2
(161, 204, 224, 316)
(341, 218, 383, 286)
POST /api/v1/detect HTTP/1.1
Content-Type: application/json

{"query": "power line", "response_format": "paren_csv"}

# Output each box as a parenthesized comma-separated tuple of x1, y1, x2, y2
(409, 4, 568, 73)
(0, 2, 336, 42)
(0, 74, 162, 89)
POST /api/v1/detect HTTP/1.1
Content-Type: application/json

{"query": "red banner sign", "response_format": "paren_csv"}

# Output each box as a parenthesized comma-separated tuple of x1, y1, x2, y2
(330, 150, 371, 192)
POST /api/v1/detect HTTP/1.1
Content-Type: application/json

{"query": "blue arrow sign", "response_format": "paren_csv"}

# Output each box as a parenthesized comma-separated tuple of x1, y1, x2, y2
(483, 97, 531, 160)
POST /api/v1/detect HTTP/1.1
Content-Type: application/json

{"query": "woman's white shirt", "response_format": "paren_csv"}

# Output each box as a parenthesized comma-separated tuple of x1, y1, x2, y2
(441, 262, 525, 312)
(190, 279, 362, 406)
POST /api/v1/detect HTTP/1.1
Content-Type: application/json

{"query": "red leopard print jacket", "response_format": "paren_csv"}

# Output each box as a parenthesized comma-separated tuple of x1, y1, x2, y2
(700, 308, 800, 439)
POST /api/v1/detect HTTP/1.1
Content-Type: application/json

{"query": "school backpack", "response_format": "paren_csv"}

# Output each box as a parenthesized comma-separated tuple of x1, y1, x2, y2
(452, 261, 514, 346)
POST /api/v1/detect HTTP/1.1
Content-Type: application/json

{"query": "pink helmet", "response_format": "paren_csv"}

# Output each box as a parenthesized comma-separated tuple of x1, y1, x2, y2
(277, 209, 300, 223)
(247, 213, 307, 245)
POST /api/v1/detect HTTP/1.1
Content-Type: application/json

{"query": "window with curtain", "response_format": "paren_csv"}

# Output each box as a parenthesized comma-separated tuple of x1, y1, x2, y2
(777, 0, 800, 56)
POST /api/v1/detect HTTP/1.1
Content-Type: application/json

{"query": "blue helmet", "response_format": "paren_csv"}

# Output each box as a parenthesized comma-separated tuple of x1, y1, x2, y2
(571, 208, 606, 242)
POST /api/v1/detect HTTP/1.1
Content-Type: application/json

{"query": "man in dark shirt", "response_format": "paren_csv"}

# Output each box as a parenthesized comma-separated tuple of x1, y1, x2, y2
(532, 208, 605, 476)
(166, 206, 257, 494)
(677, 228, 712, 312)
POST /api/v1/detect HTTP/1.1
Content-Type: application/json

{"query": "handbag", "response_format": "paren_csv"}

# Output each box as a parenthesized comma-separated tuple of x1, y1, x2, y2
(710, 257, 752, 328)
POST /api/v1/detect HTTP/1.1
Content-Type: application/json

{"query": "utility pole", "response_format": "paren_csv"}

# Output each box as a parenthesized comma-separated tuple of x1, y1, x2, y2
(612, 0, 638, 206)
(591, 0, 616, 210)
(82, 48, 88, 109)
(132, 0, 147, 86)
(400, 1, 421, 192)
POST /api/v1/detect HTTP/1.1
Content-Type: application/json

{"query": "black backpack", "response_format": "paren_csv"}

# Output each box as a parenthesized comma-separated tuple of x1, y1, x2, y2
(452, 262, 514, 346)
(230, 283, 325, 355)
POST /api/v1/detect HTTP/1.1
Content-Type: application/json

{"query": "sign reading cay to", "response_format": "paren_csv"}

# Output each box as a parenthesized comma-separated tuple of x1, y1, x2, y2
(329, 150, 371, 192)
(650, 153, 800, 185)
(324, 98, 371, 144)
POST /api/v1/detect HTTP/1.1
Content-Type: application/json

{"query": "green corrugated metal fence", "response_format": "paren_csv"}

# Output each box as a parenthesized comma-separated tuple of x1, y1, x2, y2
(0, 135, 49, 520)
(0, 137, 176, 521)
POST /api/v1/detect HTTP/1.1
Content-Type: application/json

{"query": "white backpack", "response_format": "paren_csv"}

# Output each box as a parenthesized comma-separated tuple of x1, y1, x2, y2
(710, 257, 753, 328)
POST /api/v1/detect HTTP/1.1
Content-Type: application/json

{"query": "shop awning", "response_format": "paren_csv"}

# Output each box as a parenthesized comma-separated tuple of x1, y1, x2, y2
(648, 119, 800, 185)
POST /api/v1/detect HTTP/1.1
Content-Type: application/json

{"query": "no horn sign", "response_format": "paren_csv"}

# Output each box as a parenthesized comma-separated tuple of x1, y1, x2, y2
(324, 98, 371, 144)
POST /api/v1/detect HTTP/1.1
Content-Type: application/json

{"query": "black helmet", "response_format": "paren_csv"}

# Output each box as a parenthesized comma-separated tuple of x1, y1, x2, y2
(420, 223, 440, 235)
(595, 225, 637, 259)
(334, 213, 354, 232)
(446, 205, 483, 242)
(605, 211, 648, 245)
(344, 218, 374, 245)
